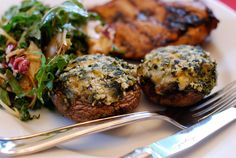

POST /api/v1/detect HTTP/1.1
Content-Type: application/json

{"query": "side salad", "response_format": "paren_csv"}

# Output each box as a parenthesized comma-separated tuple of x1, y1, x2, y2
(0, 0, 104, 121)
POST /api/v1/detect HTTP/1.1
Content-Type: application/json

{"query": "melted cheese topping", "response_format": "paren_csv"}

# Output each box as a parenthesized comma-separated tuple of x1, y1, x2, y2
(138, 45, 217, 95)
(59, 54, 137, 105)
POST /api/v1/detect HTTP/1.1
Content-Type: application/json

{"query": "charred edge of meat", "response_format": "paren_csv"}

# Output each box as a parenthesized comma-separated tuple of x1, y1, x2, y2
(206, 8, 219, 32)
(165, 6, 205, 34)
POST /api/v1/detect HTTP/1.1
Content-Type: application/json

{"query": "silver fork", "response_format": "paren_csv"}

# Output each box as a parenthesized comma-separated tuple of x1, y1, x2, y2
(0, 80, 236, 156)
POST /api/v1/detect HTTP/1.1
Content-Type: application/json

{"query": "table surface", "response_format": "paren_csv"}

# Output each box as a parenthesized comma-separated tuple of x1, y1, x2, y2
(220, 0, 236, 10)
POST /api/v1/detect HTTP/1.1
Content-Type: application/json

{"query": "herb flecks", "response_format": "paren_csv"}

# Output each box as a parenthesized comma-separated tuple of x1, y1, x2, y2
(59, 54, 137, 105)
(138, 45, 217, 95)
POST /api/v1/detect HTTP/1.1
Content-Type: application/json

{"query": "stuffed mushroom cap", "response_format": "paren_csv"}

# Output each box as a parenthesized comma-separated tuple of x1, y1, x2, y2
(137, 45, 217, 107)
(51, 54, 141, 122)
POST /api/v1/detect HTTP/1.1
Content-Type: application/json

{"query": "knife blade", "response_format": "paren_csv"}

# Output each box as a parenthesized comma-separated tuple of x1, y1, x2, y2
(122, 107, 236, 158)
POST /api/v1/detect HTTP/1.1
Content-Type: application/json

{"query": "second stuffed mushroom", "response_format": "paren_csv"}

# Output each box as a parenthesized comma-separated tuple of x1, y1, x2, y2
(137, 45, 217, 107)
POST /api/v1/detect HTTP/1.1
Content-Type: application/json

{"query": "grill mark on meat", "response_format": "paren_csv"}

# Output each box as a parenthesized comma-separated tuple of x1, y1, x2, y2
(90, 0, 219, 59)
(164, 6, 208, 35)
(112, 12, 125, 22)
(130, 21, 176, 47)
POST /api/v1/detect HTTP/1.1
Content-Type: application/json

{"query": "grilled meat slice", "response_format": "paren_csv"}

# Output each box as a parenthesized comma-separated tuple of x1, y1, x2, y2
(90, 0, 219, 59)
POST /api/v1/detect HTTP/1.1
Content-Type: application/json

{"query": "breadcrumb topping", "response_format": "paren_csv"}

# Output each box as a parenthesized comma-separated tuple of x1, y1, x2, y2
(59, 54, 137, 105)
(138, 45, 217, 95)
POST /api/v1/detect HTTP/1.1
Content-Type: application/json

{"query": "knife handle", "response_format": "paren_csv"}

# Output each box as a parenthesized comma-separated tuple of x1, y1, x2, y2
(122, 108, 236, 158)
(121, 147, 161, 158)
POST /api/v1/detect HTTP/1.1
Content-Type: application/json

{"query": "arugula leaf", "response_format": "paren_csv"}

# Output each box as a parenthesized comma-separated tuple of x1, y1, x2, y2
(5, 69, 24, 97)
(0, 35, 6, 56)
(0, 6, 19, 25)
(0, 87, 11, 106)
(35, 54, 74, 103)
(19, 105, 33, 121)
(41, 0, 88, 30)
(67, 30, 89, 54)
(40, 0, 89, 52)
(88, 12, 102, 21)
(0, 0, 49, 48)
(14, 98, 40, 121)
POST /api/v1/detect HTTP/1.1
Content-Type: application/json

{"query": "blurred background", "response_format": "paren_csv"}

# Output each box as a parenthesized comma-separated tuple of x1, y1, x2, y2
(220, 0, 236, 11)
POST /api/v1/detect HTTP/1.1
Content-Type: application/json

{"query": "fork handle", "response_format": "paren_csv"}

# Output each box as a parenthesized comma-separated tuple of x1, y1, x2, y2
(0, 111, 182, 156)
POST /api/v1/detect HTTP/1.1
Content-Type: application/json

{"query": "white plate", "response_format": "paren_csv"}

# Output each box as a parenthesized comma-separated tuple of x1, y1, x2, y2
(0, 0, 236, 158)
